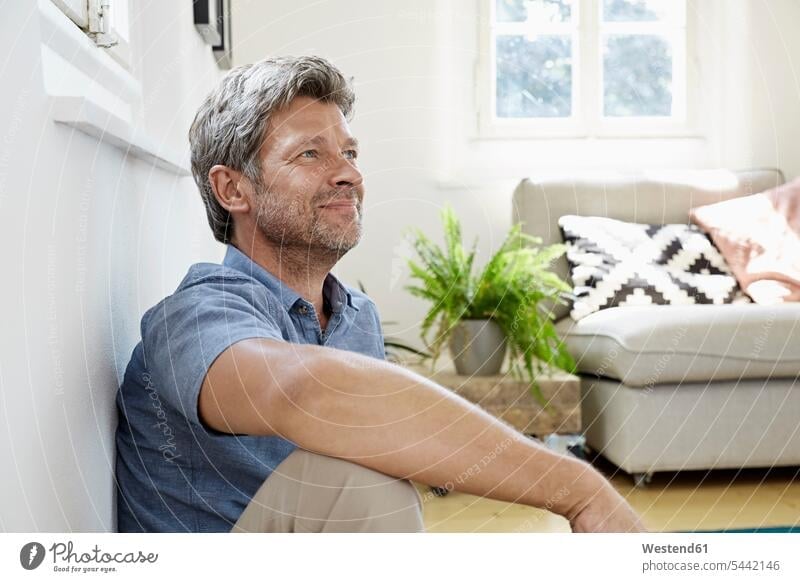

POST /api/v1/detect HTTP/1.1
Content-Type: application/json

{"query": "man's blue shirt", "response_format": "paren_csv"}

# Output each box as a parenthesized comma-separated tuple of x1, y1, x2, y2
(115, 245, 385, 532)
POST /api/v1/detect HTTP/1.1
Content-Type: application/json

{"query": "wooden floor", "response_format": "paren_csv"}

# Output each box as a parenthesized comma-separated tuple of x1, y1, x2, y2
(416, 462, 800, 533)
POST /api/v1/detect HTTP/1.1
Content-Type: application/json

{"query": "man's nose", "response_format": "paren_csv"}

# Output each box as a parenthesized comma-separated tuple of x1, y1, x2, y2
(327, 154, 363, 190)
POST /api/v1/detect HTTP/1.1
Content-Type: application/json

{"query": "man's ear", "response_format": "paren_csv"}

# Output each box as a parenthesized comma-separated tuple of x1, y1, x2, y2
(208, 165, 254, 216)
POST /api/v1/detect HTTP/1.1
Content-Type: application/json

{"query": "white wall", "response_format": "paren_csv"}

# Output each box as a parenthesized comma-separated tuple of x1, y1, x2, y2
(713, 0, 800, 181)
(231, 0, 800, 348)
(0, 2, 224, 531)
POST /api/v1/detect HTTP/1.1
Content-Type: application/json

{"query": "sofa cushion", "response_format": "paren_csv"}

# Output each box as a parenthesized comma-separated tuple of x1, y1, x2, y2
(556, 304, 800, 386)
(690, 177, 800, 304)
(559, 216, 747, 320)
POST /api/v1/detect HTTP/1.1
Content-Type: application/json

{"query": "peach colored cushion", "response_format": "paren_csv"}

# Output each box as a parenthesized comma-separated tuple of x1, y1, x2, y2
(689, 178, 800, 304)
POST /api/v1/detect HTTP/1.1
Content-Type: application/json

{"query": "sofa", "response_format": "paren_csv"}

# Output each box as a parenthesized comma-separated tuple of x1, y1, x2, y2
(512, 168, 800, 485)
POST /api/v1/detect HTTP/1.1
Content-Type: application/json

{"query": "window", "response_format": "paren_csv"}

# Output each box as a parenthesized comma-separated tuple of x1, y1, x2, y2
(483, 0, 691, 137)
(41, 0, 189, 175)
(50, 0, 131, 68)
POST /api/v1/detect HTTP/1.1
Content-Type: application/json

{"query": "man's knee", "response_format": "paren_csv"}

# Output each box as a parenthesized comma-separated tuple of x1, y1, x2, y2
(294, 450, 425, 532)
(236, 448, 425, 533)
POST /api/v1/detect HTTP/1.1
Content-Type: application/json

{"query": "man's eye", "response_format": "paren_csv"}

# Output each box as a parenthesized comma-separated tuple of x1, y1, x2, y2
(343, 150, 358, 160)
(300, 150, 318, 158)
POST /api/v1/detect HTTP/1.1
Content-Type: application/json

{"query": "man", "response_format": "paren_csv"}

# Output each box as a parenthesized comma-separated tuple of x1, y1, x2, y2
(115, 55, 645, 533)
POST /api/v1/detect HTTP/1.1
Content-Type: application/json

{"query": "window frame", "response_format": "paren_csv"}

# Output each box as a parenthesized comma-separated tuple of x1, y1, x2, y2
(51, 0, 88, 28)
(49, 0, 132, 69)
(478, 0, 698, 139)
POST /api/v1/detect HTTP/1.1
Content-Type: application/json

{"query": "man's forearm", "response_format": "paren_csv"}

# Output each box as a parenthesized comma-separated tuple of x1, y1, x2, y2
(277, 345, 613, 522)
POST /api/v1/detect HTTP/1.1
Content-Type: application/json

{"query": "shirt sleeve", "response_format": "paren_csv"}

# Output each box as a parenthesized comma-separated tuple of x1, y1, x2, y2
(141, 276, 284, 428)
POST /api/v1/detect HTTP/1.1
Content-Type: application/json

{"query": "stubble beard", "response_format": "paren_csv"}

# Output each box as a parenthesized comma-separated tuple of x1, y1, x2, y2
(253, 186, 364, 262)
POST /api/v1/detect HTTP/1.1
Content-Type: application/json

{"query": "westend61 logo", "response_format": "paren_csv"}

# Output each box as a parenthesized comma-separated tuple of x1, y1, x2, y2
(19, 540, 159, 574)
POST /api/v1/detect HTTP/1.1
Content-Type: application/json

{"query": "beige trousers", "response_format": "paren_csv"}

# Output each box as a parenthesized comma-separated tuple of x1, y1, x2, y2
(231, 448, 426, 533)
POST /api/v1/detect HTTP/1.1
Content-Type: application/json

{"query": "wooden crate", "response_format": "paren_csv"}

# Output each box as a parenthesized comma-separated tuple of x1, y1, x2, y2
(408, 364, 581, 436)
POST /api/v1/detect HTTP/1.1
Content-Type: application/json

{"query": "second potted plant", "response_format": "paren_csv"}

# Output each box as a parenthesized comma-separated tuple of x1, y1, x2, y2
(405, 206, 576, 405)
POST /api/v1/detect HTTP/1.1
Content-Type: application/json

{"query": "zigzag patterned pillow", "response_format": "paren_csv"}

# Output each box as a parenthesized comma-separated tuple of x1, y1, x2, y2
(558, 215, 749, 321)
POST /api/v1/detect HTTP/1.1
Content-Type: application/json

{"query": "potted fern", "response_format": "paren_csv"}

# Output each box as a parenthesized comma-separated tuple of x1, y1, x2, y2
(405, 206, 576, 405)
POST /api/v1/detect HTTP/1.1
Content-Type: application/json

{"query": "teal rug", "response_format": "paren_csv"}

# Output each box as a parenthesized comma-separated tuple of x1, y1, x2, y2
(686, 526, 799, 533)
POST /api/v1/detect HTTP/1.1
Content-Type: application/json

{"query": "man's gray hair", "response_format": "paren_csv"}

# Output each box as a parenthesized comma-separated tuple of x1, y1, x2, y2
(189, 55, 356, 243)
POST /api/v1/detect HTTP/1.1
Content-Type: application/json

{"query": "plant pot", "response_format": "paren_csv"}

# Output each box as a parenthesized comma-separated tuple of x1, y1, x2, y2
(449, 319, 507, 376)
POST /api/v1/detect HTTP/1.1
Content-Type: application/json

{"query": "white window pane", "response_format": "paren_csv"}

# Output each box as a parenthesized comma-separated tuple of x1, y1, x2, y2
(603, 34, 672, 117)
(112, 0, 130, 42)
(495, 0, 573, 24)
(603, 0, 674, 22)
(496, 35, 572, 118)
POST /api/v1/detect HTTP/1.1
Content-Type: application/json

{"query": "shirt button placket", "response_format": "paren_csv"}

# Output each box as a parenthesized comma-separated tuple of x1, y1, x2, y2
(296, 303, 320, 344)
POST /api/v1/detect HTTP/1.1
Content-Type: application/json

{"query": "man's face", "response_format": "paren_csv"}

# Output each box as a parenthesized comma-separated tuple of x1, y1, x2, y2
(250, 96, 364, 256)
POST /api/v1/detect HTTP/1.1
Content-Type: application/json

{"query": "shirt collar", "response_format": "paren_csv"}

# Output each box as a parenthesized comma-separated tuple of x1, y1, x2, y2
(222, 245, 358, 313)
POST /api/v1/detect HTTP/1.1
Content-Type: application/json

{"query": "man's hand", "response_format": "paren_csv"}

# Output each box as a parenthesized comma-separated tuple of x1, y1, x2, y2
(569, 485, 647, 532)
